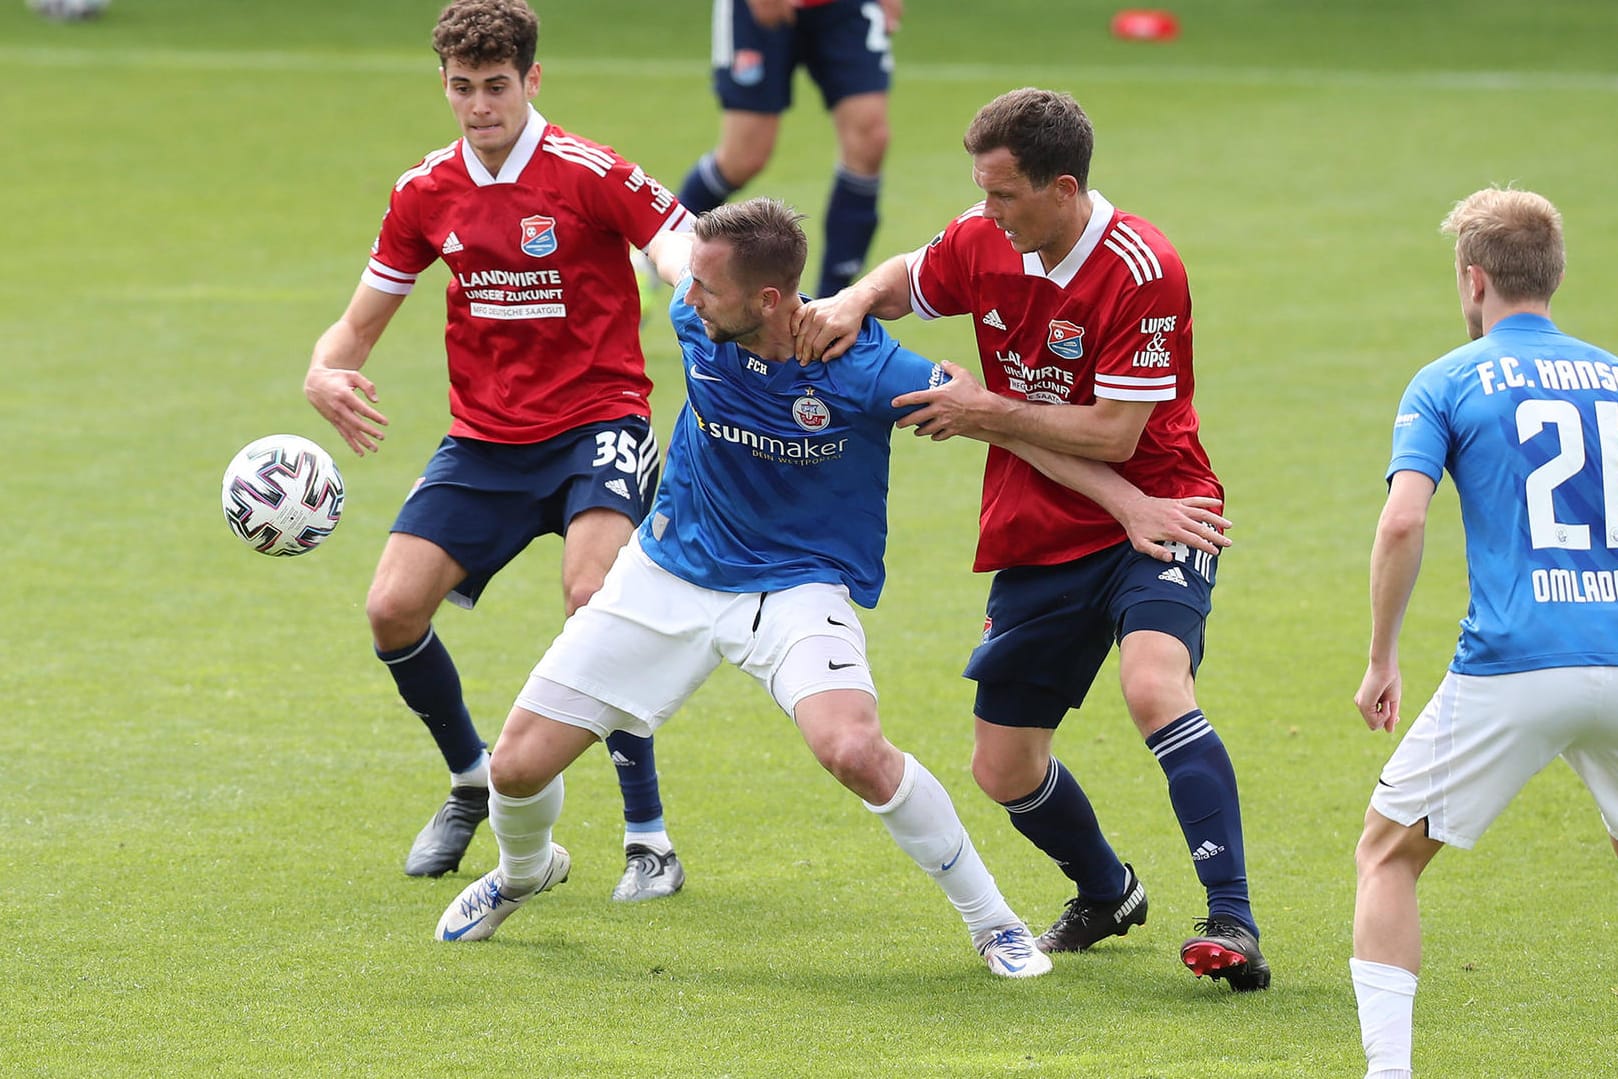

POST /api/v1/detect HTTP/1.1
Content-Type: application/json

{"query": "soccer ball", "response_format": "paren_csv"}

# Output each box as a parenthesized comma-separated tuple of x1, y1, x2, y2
(221, 435, 345, 557)
(29, 0, 110, 21)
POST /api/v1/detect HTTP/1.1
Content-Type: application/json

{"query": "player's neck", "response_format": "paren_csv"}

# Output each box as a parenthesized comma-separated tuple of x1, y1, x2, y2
(737, 297, 803, 363)
(1481, 298, 1551, 335)
(1036, 194, 1092, 274)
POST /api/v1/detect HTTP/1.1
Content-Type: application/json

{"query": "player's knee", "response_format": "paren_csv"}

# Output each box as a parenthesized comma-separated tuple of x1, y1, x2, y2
(1355, 810, 1425, 882)
(970, 744, 1039, 804)
(1119, 671, 1194, 735)
(841, 121, 889, 174)
(365, 584, 431, 646)
(489, 722, 549, 798)
(812, 724, 884, 790)
(715, 146, 770, 187)
(561, 578, 603, 618)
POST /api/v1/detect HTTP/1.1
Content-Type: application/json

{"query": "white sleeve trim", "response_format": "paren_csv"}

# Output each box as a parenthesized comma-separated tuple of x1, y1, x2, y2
(903, 248, 941, 320)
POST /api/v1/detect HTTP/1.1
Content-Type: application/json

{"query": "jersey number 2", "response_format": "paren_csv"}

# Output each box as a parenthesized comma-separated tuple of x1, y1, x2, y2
(1517, 398, 1618, 550)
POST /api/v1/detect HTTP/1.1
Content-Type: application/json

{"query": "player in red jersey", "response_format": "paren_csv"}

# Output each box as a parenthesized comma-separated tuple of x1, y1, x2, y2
(796, 88, 1268, 990)
(304, 0, 691, 900)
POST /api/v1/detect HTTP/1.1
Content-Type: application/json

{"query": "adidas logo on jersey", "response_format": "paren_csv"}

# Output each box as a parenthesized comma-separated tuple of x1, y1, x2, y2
(604, 478, 631, 500)
(982, 308, 1007, 331)
(1191, 840, 1226, 861)
(1157, 566, 1188, 587)
(441, 231, 464, 254)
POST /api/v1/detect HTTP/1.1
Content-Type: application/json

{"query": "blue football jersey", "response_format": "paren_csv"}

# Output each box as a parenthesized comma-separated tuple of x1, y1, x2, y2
(638, 275, 945, 607)
(1389, 313, 1618, 673)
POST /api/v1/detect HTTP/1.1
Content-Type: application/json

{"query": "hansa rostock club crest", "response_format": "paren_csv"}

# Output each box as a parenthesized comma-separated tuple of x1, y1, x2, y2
(792, 391, 830, 432)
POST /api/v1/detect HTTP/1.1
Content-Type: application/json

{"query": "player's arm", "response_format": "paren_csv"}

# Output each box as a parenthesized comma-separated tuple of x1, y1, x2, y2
(305, 283, 405, 456)
(1001, 435, 1230, 561)
(643, 229, 695, 288)
(1353, 469, 1437, 732)
(895, 360, 1149, 461)
(793, 254, 913, 363)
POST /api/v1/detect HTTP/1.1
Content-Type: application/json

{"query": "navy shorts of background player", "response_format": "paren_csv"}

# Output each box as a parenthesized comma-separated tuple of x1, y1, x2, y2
(966, 541, 1216, 727)
(391, 417, 661, 609)
(715, 0, 892, 113)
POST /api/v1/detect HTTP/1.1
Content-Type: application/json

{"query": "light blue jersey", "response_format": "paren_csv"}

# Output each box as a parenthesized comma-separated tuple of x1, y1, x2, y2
(638, 275, 945, 608)
(1389, 313, 1618, 673)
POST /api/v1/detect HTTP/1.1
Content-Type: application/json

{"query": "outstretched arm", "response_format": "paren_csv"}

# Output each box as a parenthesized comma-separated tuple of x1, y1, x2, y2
(1353, 470, 1437, 732)
(304, 283, 404, 456)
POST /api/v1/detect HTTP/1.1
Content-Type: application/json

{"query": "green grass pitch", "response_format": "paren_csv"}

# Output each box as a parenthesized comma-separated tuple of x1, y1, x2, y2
(3, 1, 1616, 1075)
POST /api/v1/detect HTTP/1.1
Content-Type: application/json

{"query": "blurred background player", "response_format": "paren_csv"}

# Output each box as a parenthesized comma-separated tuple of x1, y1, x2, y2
(1350, 187, 1618, 1079)
(676, 0, 902, 298)
(303, 0, 689, 899)
(796, 88, 1267, 991)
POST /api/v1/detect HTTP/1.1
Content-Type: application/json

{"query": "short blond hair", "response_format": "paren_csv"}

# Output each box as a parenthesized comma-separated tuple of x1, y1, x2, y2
(1441, 187, 1564, 302)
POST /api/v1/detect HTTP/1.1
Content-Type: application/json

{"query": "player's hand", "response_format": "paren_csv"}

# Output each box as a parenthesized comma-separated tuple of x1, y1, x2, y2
(893, 359, 1004, 440)
(304, 367, 388, 455)
(1354, 661, 1402, 733)
(1115, 495, 1232, 561)
(793, 291, 868, 365)
(880, 0, 903, 31)
(747, 0, 795, 28)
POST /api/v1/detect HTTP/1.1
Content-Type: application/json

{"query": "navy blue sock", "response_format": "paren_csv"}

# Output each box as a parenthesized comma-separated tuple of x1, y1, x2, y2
(605, 731, 665, 828)
(1147, 709, 1256, 936)
(1002, 757, 1128, 901)
(375, 627, 484, 774)
(678, 151, 739, 215)
(818, 166, 880, 296)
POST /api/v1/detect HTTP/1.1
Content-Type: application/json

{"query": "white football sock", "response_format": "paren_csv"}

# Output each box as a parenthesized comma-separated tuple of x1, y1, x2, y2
(866, 753, 1018, 935)
(491, 776, 564, 893)
(624, 828, 673, 854)
(452, 749, 490, 789)
(1351, 957, 1417, 1079)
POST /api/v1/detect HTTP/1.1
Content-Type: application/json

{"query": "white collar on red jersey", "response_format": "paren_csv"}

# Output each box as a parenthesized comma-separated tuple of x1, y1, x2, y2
(460, 106, 548, 187)
(1021, 190, 1116, 288)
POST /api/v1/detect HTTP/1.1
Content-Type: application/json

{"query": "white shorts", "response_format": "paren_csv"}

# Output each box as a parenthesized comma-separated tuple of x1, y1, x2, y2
(1370, 666, 1618, 848)
(514, 536, 877, 739)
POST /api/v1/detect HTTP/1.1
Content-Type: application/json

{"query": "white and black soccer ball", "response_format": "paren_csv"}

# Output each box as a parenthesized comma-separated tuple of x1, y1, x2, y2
(29, 0, 110, 21)
(221, 434, 345, 557)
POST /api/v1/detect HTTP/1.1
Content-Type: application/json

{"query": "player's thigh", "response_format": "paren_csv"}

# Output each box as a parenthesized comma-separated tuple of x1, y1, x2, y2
(530, 539, 729, 731)
(801, 0, 892, 110)
(1559, 665, 1618, 840)
(964, 555, 1121, 721)
(1372, 668, 1588, 848)
(560, 507, 637, 613)
(729, 583, 876, 715)
(367, 530, 468, 626)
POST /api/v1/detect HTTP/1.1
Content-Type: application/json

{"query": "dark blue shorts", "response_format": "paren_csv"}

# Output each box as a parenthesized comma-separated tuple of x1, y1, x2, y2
(712, 0, 893, 113)
(390, 418, 660, 608)
(965, 540, 1218, 729)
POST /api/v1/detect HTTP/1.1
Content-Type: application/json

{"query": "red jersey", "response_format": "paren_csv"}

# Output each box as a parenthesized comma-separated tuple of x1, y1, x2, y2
(362, 108, 692, 444)
(905, 192, 1221, 571)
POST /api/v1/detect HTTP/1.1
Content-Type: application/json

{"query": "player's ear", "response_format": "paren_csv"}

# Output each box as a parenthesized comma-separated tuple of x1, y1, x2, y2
(525, 63, 542, 97)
